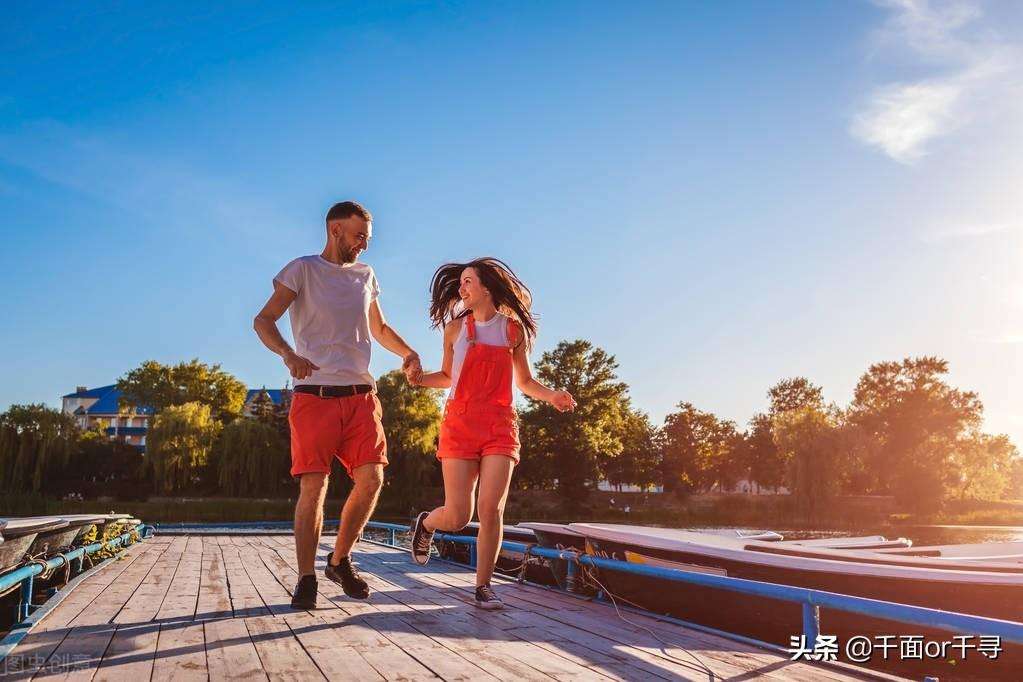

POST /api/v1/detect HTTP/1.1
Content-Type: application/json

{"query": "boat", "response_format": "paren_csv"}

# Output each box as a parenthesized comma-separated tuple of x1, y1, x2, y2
(0, 518, 64, 573)
(96, 513, 133, 537)
(776, 535, 912, 550)
(23, 517, 74, 558)
(873, 541, 1023, 561)
(569, 523, 1023, 676)
(59, 514, 109, 546)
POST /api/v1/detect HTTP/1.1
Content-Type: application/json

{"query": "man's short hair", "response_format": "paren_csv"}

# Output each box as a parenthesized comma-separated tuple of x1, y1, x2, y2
(326, 201, 372, 224)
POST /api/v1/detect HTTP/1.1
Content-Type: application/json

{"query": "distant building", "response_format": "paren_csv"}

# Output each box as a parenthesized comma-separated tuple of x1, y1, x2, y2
(62, 384, 290, 451)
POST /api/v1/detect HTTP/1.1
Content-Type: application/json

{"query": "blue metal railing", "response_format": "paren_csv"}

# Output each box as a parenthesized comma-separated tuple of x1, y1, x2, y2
(0, 523, 153, 623)
(364, 521, 1023, 647)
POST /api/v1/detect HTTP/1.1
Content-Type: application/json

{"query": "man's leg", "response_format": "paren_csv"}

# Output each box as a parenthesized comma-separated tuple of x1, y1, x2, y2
(332, 463, 384, 561)
(295, 472, 329, 576)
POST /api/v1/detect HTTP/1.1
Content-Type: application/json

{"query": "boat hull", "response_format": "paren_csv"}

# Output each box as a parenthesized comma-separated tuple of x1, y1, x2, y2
(585, 535, 1023, 679)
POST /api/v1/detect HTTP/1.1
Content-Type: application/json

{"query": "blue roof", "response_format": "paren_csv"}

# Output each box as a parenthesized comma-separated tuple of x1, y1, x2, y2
(246, 389, 285, 405)
(86, 387, 155, 416)
(63, 384, 116, 399)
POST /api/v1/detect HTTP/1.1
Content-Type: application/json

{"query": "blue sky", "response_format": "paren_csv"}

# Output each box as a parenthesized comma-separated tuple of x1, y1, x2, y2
(1, 1, 1021, 446)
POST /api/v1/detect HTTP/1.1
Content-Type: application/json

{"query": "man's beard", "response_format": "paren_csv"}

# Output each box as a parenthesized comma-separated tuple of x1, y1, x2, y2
(340, 246, 359, 264)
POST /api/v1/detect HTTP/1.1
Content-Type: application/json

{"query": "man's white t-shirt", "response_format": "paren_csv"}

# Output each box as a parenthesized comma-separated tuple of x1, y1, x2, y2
(274, 255, 381, 388)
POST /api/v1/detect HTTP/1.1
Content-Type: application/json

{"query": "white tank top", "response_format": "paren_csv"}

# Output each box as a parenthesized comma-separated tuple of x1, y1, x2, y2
(448, 313, 511, 398)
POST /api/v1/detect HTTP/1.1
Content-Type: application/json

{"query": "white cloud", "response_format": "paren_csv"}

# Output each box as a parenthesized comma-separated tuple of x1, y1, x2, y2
(851, 0, 1021, 163)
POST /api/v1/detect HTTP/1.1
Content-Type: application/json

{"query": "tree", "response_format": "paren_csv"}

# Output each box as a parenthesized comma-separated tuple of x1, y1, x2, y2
(375, 370, 443, 509)
(773, 405, 839, 516)
(216, 418, 290, 497)
(849, 357, 983, 508)
(768, 378, 824, 416)
(601, 408, 661, 491)
(118, 359, 247, 421)
(147, 402, 221, 494)
(950, 433, 1018, 501)
(659, 402, 736, 493)
(0, 404, 78, 493)
(744, 413, 787, 492)
(518, 340, 628, 498)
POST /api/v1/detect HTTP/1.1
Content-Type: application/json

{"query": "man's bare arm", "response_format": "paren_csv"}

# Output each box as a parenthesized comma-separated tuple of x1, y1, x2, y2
(253, 281, 320, 380)
(368, 299, 421, 381)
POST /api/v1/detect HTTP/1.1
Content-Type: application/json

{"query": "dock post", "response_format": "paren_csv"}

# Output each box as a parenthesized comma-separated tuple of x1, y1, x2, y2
(469, 542, 478, 568)
(801, 601, 820, 645)
(565, 559, 578, 593)
(389, 528, 396, 546)
(18, 574, 34, 623)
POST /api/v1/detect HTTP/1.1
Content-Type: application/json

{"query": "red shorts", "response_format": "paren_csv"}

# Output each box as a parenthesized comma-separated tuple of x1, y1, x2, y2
(437, 403, 519, 463)
(289, 392, 388, 477)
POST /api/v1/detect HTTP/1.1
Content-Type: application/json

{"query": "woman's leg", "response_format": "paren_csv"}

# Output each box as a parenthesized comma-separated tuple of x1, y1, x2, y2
(474, 455, 515, 587)
(424, 459, 479, 532)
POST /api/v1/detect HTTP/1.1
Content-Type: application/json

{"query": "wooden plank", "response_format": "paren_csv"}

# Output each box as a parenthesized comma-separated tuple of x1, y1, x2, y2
(113, 537, 188, 624)
(204, 617, 268, 681)
(154, 536, 203, 622)
(92, 623, 160, 682)
(244, 615, 325, 681)
(196, 538, 232, 621)
(316, 611, 452, 681)
(281, 613, 384, 682)
(219, 544, 270, 618)
(151, 622, 208, 682)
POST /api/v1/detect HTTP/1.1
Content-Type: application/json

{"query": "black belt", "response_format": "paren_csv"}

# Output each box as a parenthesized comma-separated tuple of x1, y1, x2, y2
(295, 384, 373, 398)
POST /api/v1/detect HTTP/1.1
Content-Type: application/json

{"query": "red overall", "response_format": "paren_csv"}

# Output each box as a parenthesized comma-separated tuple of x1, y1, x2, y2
(437, 313, 520, 462)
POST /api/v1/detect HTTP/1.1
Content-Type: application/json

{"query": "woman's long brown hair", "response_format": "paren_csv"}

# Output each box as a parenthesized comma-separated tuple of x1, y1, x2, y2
(429, 257, 537, 346)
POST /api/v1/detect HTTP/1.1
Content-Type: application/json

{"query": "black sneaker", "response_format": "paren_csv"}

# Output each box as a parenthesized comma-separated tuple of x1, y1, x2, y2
(324, 551, 370, 599)
(410, 511, 434, 566)
(474, 584, 504, 610)
(290, 574, 317, 609)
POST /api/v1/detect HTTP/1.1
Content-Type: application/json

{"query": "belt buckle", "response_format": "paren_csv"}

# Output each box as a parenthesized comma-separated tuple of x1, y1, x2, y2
(318, 385, 326, 399)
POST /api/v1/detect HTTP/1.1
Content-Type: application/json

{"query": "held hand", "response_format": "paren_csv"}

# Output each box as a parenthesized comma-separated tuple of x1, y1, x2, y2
(550, 390, 577, 413)
(283, 351, 319, 380)
(402, 352, 423, 385)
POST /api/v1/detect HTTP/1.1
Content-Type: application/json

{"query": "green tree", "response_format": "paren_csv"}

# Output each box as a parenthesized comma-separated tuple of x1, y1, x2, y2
(659, 402, 736, 493)
(216, 418, 290, 496)
(0, 404, 78, 493)
(773, 405, 839, 516)
(849, 357, 983, 509)
(147, 402, 222, 494)
(601, 408, 661, 491)
(518, 340, 628, 499)
(375, 370, 443, 510)
(768, 377, 824, 416)
(118, 359, 247, 421)
(950, 433, 1018, 501)
(744, 413, 787, 492)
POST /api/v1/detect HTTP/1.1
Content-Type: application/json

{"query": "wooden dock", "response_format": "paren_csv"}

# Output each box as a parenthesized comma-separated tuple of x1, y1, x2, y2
(1, 535, 895, 680)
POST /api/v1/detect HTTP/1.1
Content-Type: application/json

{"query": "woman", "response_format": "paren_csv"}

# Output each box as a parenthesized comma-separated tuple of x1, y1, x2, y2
(407, 257, 576, 609)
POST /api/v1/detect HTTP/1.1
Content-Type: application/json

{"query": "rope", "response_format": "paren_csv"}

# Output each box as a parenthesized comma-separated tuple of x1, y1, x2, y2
(580, 563, 717, 679)
(516, 543, 536, 583)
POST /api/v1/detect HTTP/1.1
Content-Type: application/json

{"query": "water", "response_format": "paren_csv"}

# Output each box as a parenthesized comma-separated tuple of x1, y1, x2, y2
(775, 525, 1023, 546)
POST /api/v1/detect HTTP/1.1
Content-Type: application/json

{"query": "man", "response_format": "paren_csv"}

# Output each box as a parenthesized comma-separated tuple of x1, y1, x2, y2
(254, 200, 422, 609)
